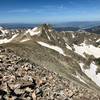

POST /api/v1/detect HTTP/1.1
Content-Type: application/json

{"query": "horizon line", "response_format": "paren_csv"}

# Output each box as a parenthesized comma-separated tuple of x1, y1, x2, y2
(0, 20, 100, 24)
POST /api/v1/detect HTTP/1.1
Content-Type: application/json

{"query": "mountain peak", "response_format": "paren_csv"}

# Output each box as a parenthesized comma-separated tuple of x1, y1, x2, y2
(39, 24, 54, 32)
(24, 24, 55, 41)
(40, 23, 52, 28)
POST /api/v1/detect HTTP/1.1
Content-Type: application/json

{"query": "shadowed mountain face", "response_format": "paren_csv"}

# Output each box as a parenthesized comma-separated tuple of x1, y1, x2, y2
(0, 24, 100, 93)
(85, 26, 100, 34)
(55, 27, 80, 32)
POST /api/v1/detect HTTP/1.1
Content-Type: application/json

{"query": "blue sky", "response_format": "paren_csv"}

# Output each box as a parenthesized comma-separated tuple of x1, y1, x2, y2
(0, 0, 100, 23)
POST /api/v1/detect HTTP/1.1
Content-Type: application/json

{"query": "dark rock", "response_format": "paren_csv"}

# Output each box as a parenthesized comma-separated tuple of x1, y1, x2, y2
(35, 88, 43, 97)
(20, 83, 36, 89)
(0, 90, 7, 96)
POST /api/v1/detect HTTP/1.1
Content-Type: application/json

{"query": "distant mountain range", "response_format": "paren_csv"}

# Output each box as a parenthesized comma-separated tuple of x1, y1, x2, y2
(54, 21, 100, 28)
(0, 23, 39, 29)
(85, 26, 100, 34)
(1, 21, 100, 29)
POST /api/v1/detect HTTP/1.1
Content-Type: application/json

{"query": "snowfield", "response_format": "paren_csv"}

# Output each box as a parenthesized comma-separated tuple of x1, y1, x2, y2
(25, 27, 41, 36)
(79, 62, 100, 87)
(0, 34, 18, 44)
(0, 27, 9, 34)
(37, 41, 66, 56)
(74, 43, 100, 58)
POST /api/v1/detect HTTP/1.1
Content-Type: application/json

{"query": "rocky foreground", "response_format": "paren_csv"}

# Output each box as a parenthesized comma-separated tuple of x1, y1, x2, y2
(0, 46, 100, 100)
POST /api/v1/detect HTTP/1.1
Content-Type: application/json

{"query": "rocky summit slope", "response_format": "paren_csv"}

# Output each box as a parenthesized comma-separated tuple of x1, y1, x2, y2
(0, 24, 100, 99)
(0, 46, 100, 100)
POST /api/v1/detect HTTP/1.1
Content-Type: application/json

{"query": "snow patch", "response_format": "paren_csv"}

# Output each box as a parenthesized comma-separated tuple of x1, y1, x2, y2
(37, 41, 66, 56)
(0, 27, 9, 34)
(20, 38, 30, 43)
(1, 30, 9, 34)
(96, 39, 100, 42)
(45, 31, 51, 40)
(0, 34, 18, 44)
(26, 27, 41, 36)
(72, 33, 75, 38)
(48, 29, 52, 32)
(32, 27, 38, 31)
(79, 62, 100, 87)
(74, 43, 100, 58)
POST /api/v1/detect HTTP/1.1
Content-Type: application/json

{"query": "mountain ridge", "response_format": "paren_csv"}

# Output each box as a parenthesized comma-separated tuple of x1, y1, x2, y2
(0, 24, 100, 94)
